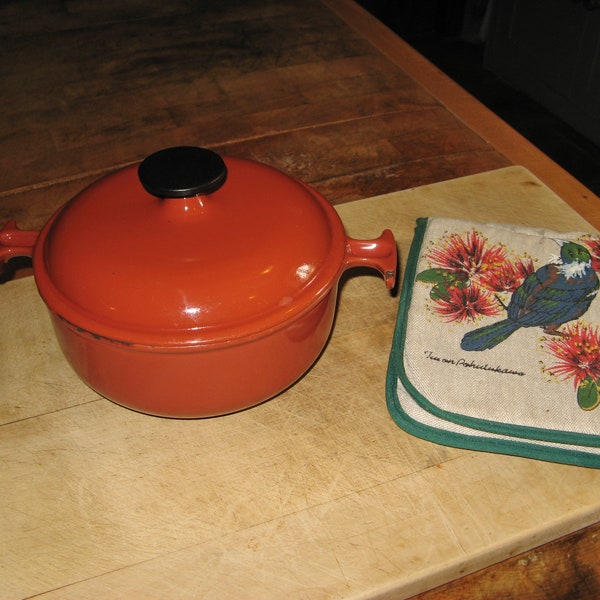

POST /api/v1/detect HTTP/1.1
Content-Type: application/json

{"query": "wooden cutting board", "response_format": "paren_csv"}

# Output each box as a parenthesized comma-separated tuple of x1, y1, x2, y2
(2, 166, 600, 599)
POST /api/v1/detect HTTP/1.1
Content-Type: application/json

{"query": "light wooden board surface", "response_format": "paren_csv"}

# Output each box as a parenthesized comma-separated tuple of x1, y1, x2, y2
(2, 166, 600, 599)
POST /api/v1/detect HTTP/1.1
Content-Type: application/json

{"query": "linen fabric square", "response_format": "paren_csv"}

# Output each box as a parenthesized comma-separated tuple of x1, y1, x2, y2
(386, 217, 600, 467)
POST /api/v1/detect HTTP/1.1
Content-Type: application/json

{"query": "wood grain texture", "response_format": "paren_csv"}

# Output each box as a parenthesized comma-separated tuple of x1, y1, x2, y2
(413, 523, 600, 600)
(1, 0, 600, 598)
(0, 0, 510, 226)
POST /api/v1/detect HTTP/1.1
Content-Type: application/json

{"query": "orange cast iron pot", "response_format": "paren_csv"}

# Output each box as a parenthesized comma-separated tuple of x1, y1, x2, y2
(0, 147, 397, 417)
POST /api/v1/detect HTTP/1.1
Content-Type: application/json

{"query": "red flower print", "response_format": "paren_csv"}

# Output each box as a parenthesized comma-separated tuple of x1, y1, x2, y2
(426, 231, 507, 280)
(544, 322, 600, 388)
(478, 256, 535, 293)
(431, 284, 503, 323)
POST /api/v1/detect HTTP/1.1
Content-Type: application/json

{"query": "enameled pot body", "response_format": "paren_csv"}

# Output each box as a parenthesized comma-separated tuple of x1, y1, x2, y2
(1, 147, 397, 418)
(50, 287, 337, 417)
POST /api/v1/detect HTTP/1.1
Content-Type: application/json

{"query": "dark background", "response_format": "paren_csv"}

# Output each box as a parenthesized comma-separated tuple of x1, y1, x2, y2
(357, 0, 600, 196)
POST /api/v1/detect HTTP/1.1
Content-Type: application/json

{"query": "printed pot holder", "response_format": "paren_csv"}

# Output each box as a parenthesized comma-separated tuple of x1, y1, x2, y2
(386, 217, 600, 468)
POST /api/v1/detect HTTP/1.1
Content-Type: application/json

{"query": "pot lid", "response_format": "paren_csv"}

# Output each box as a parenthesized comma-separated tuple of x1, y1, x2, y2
(35, 147, 346, 347)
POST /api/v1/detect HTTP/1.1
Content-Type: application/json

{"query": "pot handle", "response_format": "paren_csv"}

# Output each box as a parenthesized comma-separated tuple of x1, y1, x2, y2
(0, 221, 39, 277)
(344, 229, 397, 289)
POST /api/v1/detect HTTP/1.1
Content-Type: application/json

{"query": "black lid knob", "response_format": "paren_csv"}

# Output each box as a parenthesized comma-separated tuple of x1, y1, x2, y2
(138, 146, 227, 198)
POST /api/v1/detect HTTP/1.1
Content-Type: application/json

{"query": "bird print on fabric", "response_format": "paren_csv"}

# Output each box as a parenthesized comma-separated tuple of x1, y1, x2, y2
(461, 241, 599, 351)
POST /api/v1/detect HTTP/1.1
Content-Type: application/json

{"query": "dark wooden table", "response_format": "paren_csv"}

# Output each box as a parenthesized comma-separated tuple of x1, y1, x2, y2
(2, 0, 599, 597)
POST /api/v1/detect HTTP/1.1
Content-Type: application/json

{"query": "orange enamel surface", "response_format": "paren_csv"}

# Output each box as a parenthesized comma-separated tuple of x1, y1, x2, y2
(29, 152, 396, 415)
(50, 289, 337, 417)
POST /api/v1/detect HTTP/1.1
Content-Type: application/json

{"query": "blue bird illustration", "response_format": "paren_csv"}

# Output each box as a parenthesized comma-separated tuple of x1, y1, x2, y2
(461, 241, 599, 351)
